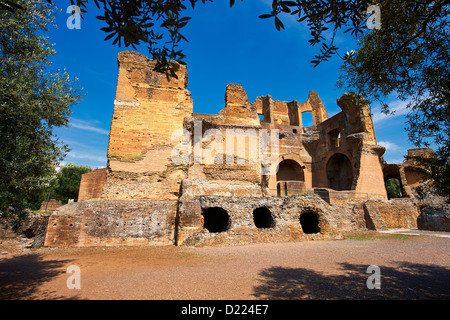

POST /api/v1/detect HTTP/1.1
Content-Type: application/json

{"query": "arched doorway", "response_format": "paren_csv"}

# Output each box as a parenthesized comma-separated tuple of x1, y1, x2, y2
(383, 164, 405, 199)
(277, 159, 304, 181)
(326, 154, 353, 190)
(276, 159, 305, 196)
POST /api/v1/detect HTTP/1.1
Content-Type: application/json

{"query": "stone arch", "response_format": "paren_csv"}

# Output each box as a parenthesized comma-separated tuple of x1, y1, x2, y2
(326, 153, 353, 190)
(202, 207, 230, 233)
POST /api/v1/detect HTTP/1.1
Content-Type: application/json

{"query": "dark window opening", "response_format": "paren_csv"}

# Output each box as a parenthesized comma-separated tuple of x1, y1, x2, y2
(202, 207, 230, 233)
(293, 129, 297, 133)
(328, 128, 341, 148)
(300, 211, 320, 234)
(253, 207, 275, 229)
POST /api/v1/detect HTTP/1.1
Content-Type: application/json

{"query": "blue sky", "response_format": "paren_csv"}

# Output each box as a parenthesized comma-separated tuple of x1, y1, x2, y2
(48, 1, 417, 168)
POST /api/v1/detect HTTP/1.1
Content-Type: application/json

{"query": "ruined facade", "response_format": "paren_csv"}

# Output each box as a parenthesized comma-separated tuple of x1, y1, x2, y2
(382, 148, 434, 199)
(45, 51, 424, 247)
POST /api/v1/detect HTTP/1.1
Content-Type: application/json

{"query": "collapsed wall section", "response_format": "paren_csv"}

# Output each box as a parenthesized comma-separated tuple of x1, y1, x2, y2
(44, 200, 177, 247)
(78, 168, 107, 202)
(102, 51, 193, 201)
(176, 193, 343, 246)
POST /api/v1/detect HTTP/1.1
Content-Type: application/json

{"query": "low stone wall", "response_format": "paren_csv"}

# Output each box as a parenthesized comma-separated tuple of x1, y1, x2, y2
(417, 205, 450, 232)
(363, 198, 420, 230)
(0, 212, 50, 249)
(38, 199, 61, 212)
(177, 194, 343, 246)
(314, 188, 386, 204)
(44, 200, 178, 247)
(42, 194, 438, 247)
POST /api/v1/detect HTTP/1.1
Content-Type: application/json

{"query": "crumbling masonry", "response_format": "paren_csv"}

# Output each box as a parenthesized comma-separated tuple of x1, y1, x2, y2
(44, 51, 426, 247)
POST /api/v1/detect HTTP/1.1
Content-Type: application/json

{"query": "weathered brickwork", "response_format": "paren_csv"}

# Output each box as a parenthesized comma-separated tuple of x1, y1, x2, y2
(177, 194, 343, 246)
(38, 199, 61, 212)
(363, 199, 420, 230)
(78, 168, 107, 202)
(103, 51, 193, 201)
(45, 51, 440, 248)
(44, 200, 177, 247)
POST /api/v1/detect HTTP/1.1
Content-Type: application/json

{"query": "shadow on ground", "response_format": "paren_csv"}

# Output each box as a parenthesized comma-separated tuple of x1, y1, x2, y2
(252, 261, 450, 299)
(0, 253, 75, 299)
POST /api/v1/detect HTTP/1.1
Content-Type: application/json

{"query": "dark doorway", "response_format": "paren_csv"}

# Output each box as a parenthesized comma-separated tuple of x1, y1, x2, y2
(202, 207, 230, 233)
(326, 153, 353, 190)
(253, 207, 275, 229)
(300, 211, 320, 234)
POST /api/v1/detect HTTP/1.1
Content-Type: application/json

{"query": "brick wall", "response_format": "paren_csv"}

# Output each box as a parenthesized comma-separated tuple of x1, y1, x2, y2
(78, 168, 107, 202)
(102, 51, 193, 201)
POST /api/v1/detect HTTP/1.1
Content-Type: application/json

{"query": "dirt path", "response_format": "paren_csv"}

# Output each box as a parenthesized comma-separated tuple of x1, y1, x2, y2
(1, 231, 449, 300)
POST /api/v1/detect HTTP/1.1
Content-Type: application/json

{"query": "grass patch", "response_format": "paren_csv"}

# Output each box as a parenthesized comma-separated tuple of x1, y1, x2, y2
(345, 233, 412, 241)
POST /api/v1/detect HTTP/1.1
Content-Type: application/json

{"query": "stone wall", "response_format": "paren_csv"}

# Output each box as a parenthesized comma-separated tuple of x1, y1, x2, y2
(102, 51, 193, 201)
(417, 205, 450, 232)
(38, 199, 61, 212)
(44, 200, 178, 247)
(363, 198, 420, 230)
(176, 194, 343, 246)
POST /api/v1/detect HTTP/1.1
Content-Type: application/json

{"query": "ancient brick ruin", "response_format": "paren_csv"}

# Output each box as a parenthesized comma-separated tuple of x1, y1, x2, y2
(44, 51, 431, 247)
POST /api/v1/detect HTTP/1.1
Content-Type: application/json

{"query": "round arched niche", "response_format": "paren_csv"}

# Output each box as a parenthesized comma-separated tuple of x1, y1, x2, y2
(276, 159, 305, 182)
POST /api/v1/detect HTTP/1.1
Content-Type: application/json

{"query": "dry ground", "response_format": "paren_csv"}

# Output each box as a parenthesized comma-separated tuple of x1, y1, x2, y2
(0, 231, 449, 300)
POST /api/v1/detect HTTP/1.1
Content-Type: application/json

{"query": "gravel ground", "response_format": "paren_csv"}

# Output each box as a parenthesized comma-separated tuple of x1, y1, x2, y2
(0, 231, 449, 300)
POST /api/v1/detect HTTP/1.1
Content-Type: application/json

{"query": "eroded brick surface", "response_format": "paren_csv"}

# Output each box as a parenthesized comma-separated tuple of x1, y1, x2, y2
(46, 51, 441, 247)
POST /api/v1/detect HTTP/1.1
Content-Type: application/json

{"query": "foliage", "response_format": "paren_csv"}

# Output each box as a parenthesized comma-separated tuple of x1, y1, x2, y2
(338, 0, 449, 201)
(0, 0, 82, 229)
(51, 163, 92, 203)
(385, 178, 402, 199)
